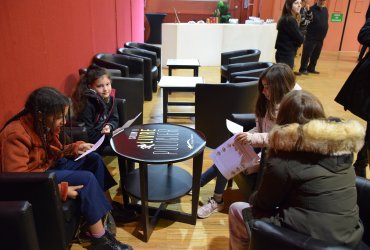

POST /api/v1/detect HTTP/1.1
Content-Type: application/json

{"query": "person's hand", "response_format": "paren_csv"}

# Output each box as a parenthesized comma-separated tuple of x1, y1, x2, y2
(101, 125, 111, 134)
(77, 143, 93, 154)
(67, 185, 83, 199)
(235, 132, 251, 145)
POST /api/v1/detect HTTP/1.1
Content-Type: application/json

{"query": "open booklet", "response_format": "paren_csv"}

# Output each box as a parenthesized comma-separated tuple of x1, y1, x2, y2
(210, 119, 260, 180)
(74, 112, 142, 161)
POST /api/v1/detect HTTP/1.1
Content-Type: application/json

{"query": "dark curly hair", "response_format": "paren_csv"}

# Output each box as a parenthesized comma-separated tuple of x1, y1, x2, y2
(1, 87, 70, 161)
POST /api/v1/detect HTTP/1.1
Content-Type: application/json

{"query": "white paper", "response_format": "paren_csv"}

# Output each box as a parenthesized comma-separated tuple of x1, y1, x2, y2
(210, 135, 260, 180)
(226, 119, 243, 134)
(112, 112, 142, 137)
(75, 135, 105, 161)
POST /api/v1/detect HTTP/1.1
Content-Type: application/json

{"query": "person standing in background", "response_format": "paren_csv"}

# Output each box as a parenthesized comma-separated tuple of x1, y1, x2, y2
(335, 16, 370, 178)
(358, 4, 370, 62)
(298, 0, 328, 74)
(299, 0, 313, 37)
(275, 0, 304, 69)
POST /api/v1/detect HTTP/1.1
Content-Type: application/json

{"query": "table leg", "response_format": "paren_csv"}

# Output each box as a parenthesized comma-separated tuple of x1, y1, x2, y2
(168, 66, 173, 76)
(139, 163, 152, 242)
(191, 151, 204, 224)
(162, 89, 169, 123)
(194, 67, 199, 77)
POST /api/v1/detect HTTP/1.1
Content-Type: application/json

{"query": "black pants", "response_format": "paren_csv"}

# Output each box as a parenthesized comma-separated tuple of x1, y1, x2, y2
(299, 39, 323, 72)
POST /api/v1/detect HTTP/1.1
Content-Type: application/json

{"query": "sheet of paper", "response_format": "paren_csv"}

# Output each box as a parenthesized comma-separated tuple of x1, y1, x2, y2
(210, 135, 259, 180)
(226, 119, 243, 134)
(75, 134, 105, 161)
(113, 112, 142, 137)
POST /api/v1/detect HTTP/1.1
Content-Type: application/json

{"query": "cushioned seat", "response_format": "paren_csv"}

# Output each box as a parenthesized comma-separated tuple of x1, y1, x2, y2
(220, 49, 261, 82)
(195, 79, 258, 148)
(124, 42, 162, 79)
(247, 176, 370, 250)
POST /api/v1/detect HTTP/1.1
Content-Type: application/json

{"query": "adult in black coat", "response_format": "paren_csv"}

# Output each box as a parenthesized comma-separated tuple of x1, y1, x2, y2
(298, 0, 328, 74)
(335, 18, 370, 177)
(358, 4, 370, 61)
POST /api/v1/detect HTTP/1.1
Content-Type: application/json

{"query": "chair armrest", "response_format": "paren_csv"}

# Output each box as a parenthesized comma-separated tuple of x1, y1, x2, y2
(230, 113, 256, 132)
(228, 53, 261, 64)
(221, 50, 248, 65)
(249, 219, 353, 250)
(93, 55, 130, 77)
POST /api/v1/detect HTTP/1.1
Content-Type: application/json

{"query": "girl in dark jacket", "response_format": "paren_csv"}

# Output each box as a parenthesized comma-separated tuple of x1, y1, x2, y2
(72, 65, 119, 151)
(229, 90, 364, 249)
(72, 65, 138, 223)
(275, 0, 305, 69)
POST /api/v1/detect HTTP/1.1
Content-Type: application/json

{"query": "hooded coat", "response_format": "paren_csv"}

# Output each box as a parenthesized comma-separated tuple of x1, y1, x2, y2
(249, 119, 365, 248)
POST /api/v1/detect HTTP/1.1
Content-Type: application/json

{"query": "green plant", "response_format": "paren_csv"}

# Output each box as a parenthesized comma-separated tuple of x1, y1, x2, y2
(213, 0, 231, 23)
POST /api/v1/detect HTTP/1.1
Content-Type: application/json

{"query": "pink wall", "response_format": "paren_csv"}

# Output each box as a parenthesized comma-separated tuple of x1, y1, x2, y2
(0, 0, 144, 127)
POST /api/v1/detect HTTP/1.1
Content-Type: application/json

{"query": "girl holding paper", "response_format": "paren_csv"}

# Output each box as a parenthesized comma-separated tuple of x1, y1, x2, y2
(197, 63, 300, 219)
(0, 87, 133, 250)
(72, 65, 119, 153)
(72, 65, 138, 224)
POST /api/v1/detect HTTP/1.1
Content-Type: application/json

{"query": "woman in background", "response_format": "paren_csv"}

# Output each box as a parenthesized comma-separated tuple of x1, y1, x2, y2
(275, 0, 304, 69)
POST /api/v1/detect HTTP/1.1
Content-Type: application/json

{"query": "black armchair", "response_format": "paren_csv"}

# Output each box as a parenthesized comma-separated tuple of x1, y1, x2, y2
(0, 172, 80, 250)
(229, 62, 273, 83)
(221, 49, 261, 82)
(124, 42, 162, 79)
(117, 47, 159, 92)
(248, 176, 370, 250)
(0, 201, 40, 250)
(93, 53, 153, 101)
(195, 79, 258, 149)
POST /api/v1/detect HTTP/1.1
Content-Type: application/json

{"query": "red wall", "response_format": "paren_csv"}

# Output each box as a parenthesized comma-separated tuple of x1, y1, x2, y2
(0, 0, 144, 127)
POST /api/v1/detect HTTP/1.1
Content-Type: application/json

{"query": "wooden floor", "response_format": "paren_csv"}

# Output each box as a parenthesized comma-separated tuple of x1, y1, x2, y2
(70, 51, 365, 250)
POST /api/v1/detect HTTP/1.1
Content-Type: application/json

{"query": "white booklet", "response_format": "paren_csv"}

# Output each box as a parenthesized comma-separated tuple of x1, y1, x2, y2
(112, 112, 142, 137)
(75, 134, 105, 161)
(74, 112, 141, 161)
(210, 119, 260, 180)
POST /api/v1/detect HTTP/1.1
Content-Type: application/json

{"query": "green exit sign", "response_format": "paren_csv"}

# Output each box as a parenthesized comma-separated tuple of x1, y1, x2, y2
(331, 13, 343, 22)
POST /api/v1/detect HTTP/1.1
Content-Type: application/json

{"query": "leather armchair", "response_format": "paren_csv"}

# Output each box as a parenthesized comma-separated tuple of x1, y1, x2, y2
(0, 172, 80, 250)
(248, 176, 370, 250)
(221, 49, 261, 82)
(124, 42, 162, 79)
(195, 79, 258, 149)
(229, 62, 273, 83)
(93, 53, 153, 101)
(117, 47, 159, 92)
(0, 201, 40, 250)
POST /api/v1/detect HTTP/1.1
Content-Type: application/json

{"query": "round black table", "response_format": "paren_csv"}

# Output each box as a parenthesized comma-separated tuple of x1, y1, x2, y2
(111, 123, 206, 242)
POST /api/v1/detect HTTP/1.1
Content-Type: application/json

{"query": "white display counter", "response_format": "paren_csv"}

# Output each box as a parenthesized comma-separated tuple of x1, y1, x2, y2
(162, 23, 278, 67)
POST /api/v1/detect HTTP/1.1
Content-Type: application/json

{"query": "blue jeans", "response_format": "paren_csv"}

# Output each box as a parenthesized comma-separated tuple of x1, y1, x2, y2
(48, 152, 116, 225)
(200, 164, 228, 195)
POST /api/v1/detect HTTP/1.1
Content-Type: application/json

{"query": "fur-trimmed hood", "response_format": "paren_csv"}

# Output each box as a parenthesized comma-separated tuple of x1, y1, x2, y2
(269, 119, 365, 156)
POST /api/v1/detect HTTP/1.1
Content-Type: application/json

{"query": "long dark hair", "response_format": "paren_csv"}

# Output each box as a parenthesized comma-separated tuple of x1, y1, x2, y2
(72, 65, 110, 117)
(278, 0, 301, 28)
(255, 63, 296, 123)
(1, 87, 70, 161)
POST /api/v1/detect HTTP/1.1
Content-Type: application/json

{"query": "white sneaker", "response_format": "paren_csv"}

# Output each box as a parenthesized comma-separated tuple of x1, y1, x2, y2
(197, 197, 224, 218)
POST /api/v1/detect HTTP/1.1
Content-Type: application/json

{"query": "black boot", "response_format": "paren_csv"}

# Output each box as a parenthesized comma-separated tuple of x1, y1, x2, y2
(89, 231, 133, 250)
(111, 201, 138, 224)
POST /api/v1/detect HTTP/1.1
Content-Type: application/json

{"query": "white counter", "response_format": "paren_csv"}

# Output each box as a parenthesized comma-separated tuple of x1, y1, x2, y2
(162, 23, 277, 67)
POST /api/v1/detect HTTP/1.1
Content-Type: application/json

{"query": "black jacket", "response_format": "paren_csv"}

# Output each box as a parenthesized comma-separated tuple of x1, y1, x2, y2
(76, 89, 119, 144)
(275, 15, 304, 56)
(335, 18, 370, 121)
(306, 4, 328, 41)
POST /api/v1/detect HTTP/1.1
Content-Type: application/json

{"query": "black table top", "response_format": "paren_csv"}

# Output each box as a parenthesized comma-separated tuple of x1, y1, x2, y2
(110, 123, 206, 164)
